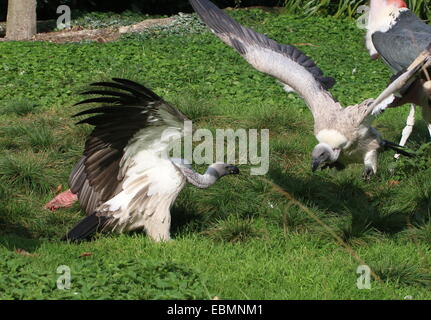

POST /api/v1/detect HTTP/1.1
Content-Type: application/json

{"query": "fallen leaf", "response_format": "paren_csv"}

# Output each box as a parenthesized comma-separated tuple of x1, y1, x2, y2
(55, 185, 63, 194)
(293, 42, 319, 47)
(79, 252, 93, 257)
(388, 180, 401, 186)
(15, 249, 37, 257)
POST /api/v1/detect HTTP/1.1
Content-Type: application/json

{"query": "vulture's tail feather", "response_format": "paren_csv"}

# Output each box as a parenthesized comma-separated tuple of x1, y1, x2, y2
(383, 140, 415, 157)
(62, 214, 111, 242)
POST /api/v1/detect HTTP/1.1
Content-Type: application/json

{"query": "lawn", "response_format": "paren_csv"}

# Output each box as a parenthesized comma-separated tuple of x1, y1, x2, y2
(0, 9, 430, 299)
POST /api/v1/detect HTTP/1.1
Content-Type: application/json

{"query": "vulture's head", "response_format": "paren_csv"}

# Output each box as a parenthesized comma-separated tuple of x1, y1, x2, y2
(207, 163, 240, 178)
(365, 0, 408, 59)
(311, 143, 341, 172)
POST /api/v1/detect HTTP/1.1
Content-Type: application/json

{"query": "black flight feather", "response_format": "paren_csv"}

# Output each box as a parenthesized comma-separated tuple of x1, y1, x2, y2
(67, 78, 187, 217)
(61, 214, 112, 242)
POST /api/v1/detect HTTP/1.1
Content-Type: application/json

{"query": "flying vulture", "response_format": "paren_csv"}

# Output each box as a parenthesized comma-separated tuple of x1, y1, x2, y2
(189, 0, 427, 178)
(61, 78, 239, 242)
(366, 0, 431, 156)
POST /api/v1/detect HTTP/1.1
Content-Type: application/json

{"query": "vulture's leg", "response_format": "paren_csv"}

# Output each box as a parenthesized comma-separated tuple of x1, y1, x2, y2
(422, 102, 431, 139)
(44, 189, 78, 211)
(363, 149, 378, 180)
(395, 104, 416, 159)
(143, 211, 171, 242)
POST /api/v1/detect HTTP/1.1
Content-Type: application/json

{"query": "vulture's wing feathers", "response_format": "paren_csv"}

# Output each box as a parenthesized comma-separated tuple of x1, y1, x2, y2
(69, 78, 188, 215)
(364, 48, 431, 117)
(190, 0, 341, 119)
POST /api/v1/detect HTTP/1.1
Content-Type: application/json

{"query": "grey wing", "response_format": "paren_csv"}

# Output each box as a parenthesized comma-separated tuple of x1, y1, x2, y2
(363, 49, 431, 118)
(69, 78, 188, 215)
(189, 0, 341, 119)
(373, 30, 431, 72)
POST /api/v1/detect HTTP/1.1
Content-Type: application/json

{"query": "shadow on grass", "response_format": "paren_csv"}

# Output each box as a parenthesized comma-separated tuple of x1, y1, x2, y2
(0, 232, 43, 253)
(267, 166, 429, 238)
(170, 201, 203, 237)
(0, 202, 36, 245)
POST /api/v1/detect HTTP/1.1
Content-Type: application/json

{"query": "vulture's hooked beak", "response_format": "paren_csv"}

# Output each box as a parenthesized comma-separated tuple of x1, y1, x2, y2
(311, 159, 321, 172)
(227, 165, 240, 175)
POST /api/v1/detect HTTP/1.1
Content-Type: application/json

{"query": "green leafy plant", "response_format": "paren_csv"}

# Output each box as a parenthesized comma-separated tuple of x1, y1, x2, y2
(70, 11, 155, 30)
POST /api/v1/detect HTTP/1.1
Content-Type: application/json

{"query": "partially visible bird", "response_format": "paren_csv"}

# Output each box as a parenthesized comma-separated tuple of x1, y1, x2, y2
(190, 0, 422, 178)
(62, 78, 239, 242)
(365, 0, 431, 155)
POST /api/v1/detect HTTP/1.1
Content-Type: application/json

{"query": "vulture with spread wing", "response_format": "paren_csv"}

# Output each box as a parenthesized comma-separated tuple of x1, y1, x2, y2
(61, 78, 239, 242)
(190, 0, 428, 178)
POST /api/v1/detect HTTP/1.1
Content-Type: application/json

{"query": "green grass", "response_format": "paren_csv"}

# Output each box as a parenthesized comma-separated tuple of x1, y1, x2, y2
(280, 0, 430, 20)
(0, 99, 38, 116)
(0, 9, 430, 300)
(0, 152, 55, 194)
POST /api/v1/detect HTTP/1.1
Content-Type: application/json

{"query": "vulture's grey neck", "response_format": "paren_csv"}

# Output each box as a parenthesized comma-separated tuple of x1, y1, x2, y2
(176, 166, 220, 189)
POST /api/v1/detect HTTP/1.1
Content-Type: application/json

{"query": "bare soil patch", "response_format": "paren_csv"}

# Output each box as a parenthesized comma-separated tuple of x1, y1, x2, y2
(0, 17, 175, 43)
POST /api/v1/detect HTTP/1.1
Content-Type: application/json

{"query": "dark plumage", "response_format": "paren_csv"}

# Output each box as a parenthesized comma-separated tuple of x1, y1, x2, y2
(382, 140, 414, 157)
(62, 77, 240, 242)
(372, 11, 431, 72)
(69, 78, 187, 215)
(62, 214, 113, 242)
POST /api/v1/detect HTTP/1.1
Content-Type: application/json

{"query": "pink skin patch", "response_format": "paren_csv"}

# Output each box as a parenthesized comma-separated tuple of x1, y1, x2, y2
(45, 189, 78, 211)
(371, 53, 380, 60)
(387, 0, 407, 8)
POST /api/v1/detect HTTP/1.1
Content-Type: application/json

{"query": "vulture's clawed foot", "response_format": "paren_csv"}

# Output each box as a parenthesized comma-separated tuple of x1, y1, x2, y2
(362, 167, 375, 181)
(388, 165, 397, 176)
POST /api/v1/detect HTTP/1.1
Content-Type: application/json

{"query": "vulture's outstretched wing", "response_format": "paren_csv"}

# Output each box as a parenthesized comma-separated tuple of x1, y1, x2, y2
(189, 0, 342, 120)
(367, 48, 431, 117)
(69, 78, 188, 215)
